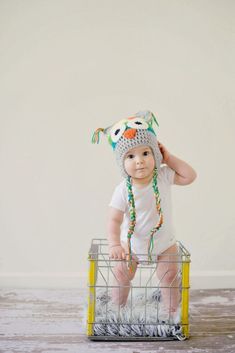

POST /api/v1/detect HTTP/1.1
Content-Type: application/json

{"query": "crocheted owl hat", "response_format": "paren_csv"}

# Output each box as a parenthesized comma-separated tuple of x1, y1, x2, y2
(92, 110, 163, 269)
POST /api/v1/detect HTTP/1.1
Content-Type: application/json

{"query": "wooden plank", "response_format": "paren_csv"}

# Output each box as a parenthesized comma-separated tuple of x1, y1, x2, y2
(0, 288, 234, 352)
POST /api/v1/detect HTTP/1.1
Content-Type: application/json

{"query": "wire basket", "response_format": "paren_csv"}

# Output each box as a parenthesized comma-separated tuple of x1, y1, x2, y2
(87, 238, 190, 341)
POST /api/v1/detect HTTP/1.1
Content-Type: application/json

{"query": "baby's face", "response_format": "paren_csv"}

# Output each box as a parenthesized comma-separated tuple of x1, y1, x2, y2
(124, 145, 155, 180)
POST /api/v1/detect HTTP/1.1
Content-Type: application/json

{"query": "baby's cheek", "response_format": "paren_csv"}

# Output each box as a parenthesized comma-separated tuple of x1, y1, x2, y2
(149, 156, 155, 166)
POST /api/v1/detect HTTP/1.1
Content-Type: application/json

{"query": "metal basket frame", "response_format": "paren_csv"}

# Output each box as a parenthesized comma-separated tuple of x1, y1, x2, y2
(87, 238, 190, 341)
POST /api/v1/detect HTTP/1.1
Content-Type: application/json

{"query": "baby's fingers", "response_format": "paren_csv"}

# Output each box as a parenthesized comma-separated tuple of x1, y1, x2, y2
(121, 251, 126, 260)
(109, 250, 117, 259)
(116, 250, 125, 260)
(109, 248, 126, 261)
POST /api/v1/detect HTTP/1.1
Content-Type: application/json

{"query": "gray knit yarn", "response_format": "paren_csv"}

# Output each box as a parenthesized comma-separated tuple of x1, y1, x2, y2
(115, 129, 163, 178)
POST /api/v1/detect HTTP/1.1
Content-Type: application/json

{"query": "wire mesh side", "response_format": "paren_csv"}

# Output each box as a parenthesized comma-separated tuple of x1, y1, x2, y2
(87, 238, 190, 340)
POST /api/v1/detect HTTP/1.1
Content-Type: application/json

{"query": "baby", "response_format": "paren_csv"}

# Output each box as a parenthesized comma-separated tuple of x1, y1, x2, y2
(92, 110, 196, 321)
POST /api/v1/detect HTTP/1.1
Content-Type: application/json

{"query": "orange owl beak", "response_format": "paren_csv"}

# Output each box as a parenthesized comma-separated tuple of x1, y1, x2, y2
(123, 128, 136, 139)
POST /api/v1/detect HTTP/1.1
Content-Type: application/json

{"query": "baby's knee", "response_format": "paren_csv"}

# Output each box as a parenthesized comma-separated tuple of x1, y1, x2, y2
(114, 261, 136, 283)
(158, 268, 179, 285)
(162, 268, 179, 285)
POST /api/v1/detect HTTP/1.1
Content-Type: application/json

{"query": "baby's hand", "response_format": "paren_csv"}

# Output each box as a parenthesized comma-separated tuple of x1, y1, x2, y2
(158, 141, 171, 164)
(109, 244, 126, 260)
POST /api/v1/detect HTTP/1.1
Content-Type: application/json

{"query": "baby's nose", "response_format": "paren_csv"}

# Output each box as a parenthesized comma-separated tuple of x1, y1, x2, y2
(136, 157, 144, 164)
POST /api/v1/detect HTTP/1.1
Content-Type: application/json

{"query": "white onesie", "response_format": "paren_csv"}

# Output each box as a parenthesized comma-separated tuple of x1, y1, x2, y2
(109, 165, 176, 260)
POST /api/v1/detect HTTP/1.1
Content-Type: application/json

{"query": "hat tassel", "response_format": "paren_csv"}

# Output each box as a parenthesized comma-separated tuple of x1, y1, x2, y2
(91, 128, 105, 144)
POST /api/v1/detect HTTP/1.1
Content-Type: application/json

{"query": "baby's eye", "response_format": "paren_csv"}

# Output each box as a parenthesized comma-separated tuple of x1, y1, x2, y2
(143, 151, 150, 156)
(127, 154, 134, 159)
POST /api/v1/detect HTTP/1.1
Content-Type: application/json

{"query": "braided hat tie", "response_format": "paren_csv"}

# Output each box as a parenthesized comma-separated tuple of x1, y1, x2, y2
(126, 167, 163, 270)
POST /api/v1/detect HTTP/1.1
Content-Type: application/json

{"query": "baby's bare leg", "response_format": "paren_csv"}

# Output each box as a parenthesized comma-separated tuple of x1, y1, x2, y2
(156, 243, 180, 316)
(111, 242, 138, 306)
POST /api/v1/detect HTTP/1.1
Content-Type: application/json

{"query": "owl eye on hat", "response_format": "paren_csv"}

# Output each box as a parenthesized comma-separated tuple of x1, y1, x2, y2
(92, 110, 163, 178)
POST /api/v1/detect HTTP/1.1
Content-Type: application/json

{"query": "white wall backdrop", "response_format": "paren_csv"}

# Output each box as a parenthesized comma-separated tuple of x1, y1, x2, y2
(0, 0, 234, 289)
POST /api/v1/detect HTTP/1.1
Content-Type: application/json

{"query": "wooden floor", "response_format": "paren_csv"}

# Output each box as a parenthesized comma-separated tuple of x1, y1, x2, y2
(0, 288, 234, 353)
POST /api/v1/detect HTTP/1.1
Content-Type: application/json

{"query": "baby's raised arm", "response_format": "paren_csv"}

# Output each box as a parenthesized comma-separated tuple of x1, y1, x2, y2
(158, 141, 197, 185)
(107, 207, 126, 260)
